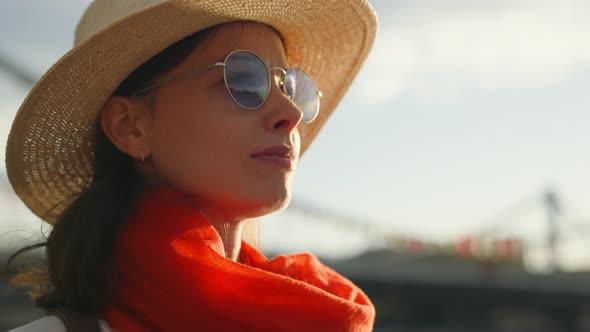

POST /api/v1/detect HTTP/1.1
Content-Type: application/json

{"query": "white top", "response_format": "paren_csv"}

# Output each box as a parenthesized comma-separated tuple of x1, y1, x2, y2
(8, 316, 113, 332)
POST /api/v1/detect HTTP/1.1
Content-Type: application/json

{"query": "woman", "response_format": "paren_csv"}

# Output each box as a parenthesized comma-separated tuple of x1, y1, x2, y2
(6, 0, 377, 331)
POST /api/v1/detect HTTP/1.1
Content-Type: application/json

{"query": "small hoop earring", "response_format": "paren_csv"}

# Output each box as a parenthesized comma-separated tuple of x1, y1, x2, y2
(140, 150, 145, 164)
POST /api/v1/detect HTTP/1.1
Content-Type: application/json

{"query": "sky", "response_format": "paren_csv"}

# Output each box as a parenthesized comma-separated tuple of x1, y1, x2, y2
(1, 0, 589, 272)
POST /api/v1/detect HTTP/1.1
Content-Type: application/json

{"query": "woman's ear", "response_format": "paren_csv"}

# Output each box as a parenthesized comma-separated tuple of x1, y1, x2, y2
(99, 96, 153, 160)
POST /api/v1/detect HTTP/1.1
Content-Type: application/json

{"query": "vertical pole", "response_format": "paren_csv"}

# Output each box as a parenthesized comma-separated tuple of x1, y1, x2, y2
(544, 190, 560, 273)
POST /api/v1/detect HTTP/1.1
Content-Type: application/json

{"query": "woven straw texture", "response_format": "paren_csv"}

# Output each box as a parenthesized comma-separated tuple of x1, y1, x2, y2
(5, 0, 377, 224)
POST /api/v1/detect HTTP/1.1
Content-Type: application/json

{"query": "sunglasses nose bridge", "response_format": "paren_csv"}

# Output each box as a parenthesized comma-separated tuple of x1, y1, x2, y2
(269, 67, 287, 75)
(269, 67, 287, 91)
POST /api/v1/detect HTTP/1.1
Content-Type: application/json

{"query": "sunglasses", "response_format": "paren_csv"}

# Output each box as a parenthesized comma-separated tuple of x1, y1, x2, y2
(132, 50, 322, 123)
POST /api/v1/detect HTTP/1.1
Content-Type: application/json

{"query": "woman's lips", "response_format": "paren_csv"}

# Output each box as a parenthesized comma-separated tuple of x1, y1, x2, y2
(251, 154, 293, 169)
(251, 145, 295, 169)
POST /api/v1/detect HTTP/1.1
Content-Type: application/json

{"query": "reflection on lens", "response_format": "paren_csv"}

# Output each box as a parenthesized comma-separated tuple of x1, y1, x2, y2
(225, 51, 270, 109)
(285, 68, 319, 123)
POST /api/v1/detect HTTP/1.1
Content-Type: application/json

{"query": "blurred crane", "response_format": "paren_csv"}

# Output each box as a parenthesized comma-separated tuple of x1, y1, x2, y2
(0, 50, 37, 88)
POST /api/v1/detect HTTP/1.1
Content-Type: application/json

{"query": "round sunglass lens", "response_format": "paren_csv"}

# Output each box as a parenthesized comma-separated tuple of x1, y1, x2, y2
(224, 51, 270, 109)
(284, 68, 319, 123)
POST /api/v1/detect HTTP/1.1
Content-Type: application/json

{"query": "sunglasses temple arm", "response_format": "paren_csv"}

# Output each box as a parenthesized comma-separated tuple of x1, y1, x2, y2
(131, 62, 226, 96)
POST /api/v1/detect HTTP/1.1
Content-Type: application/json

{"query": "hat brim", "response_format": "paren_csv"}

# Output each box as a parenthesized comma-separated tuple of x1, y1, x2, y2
(6, 0, 377, 224)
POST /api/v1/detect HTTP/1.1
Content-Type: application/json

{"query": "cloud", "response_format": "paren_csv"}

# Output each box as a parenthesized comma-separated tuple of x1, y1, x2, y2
(358, 0, 590, 106)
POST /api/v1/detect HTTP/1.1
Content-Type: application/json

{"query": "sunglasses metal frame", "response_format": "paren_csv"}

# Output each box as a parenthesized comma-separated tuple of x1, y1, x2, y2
(130, 50, 322, 122)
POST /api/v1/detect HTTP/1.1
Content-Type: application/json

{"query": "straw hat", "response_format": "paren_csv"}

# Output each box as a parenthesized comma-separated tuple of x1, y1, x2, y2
(5, 0, 377, 224)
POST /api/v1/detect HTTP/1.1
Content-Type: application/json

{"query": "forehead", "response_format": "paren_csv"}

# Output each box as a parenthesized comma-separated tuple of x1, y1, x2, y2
(183, 21, 288, 69)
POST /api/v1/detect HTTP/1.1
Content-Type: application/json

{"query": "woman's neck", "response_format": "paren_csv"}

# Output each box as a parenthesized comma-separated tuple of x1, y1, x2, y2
(139, 183, 246, 261)
(198, 206, 245, 262)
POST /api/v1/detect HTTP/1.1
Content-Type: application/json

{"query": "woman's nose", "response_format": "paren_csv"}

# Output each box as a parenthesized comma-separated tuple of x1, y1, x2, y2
(263, 75, 304, 132)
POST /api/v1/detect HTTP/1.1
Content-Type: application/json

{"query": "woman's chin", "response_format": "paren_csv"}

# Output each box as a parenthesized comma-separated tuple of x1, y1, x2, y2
(240, 192, 291, 218)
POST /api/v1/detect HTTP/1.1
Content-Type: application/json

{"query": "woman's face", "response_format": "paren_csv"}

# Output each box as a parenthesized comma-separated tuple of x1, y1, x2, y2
(145, 22, 303, 220)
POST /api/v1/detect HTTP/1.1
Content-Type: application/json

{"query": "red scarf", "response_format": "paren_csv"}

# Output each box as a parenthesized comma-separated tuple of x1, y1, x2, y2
(103, 187, 375, 331)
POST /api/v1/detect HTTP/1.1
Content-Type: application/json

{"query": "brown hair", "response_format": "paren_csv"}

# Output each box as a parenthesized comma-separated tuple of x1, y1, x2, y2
(6, 23, 260, 313)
